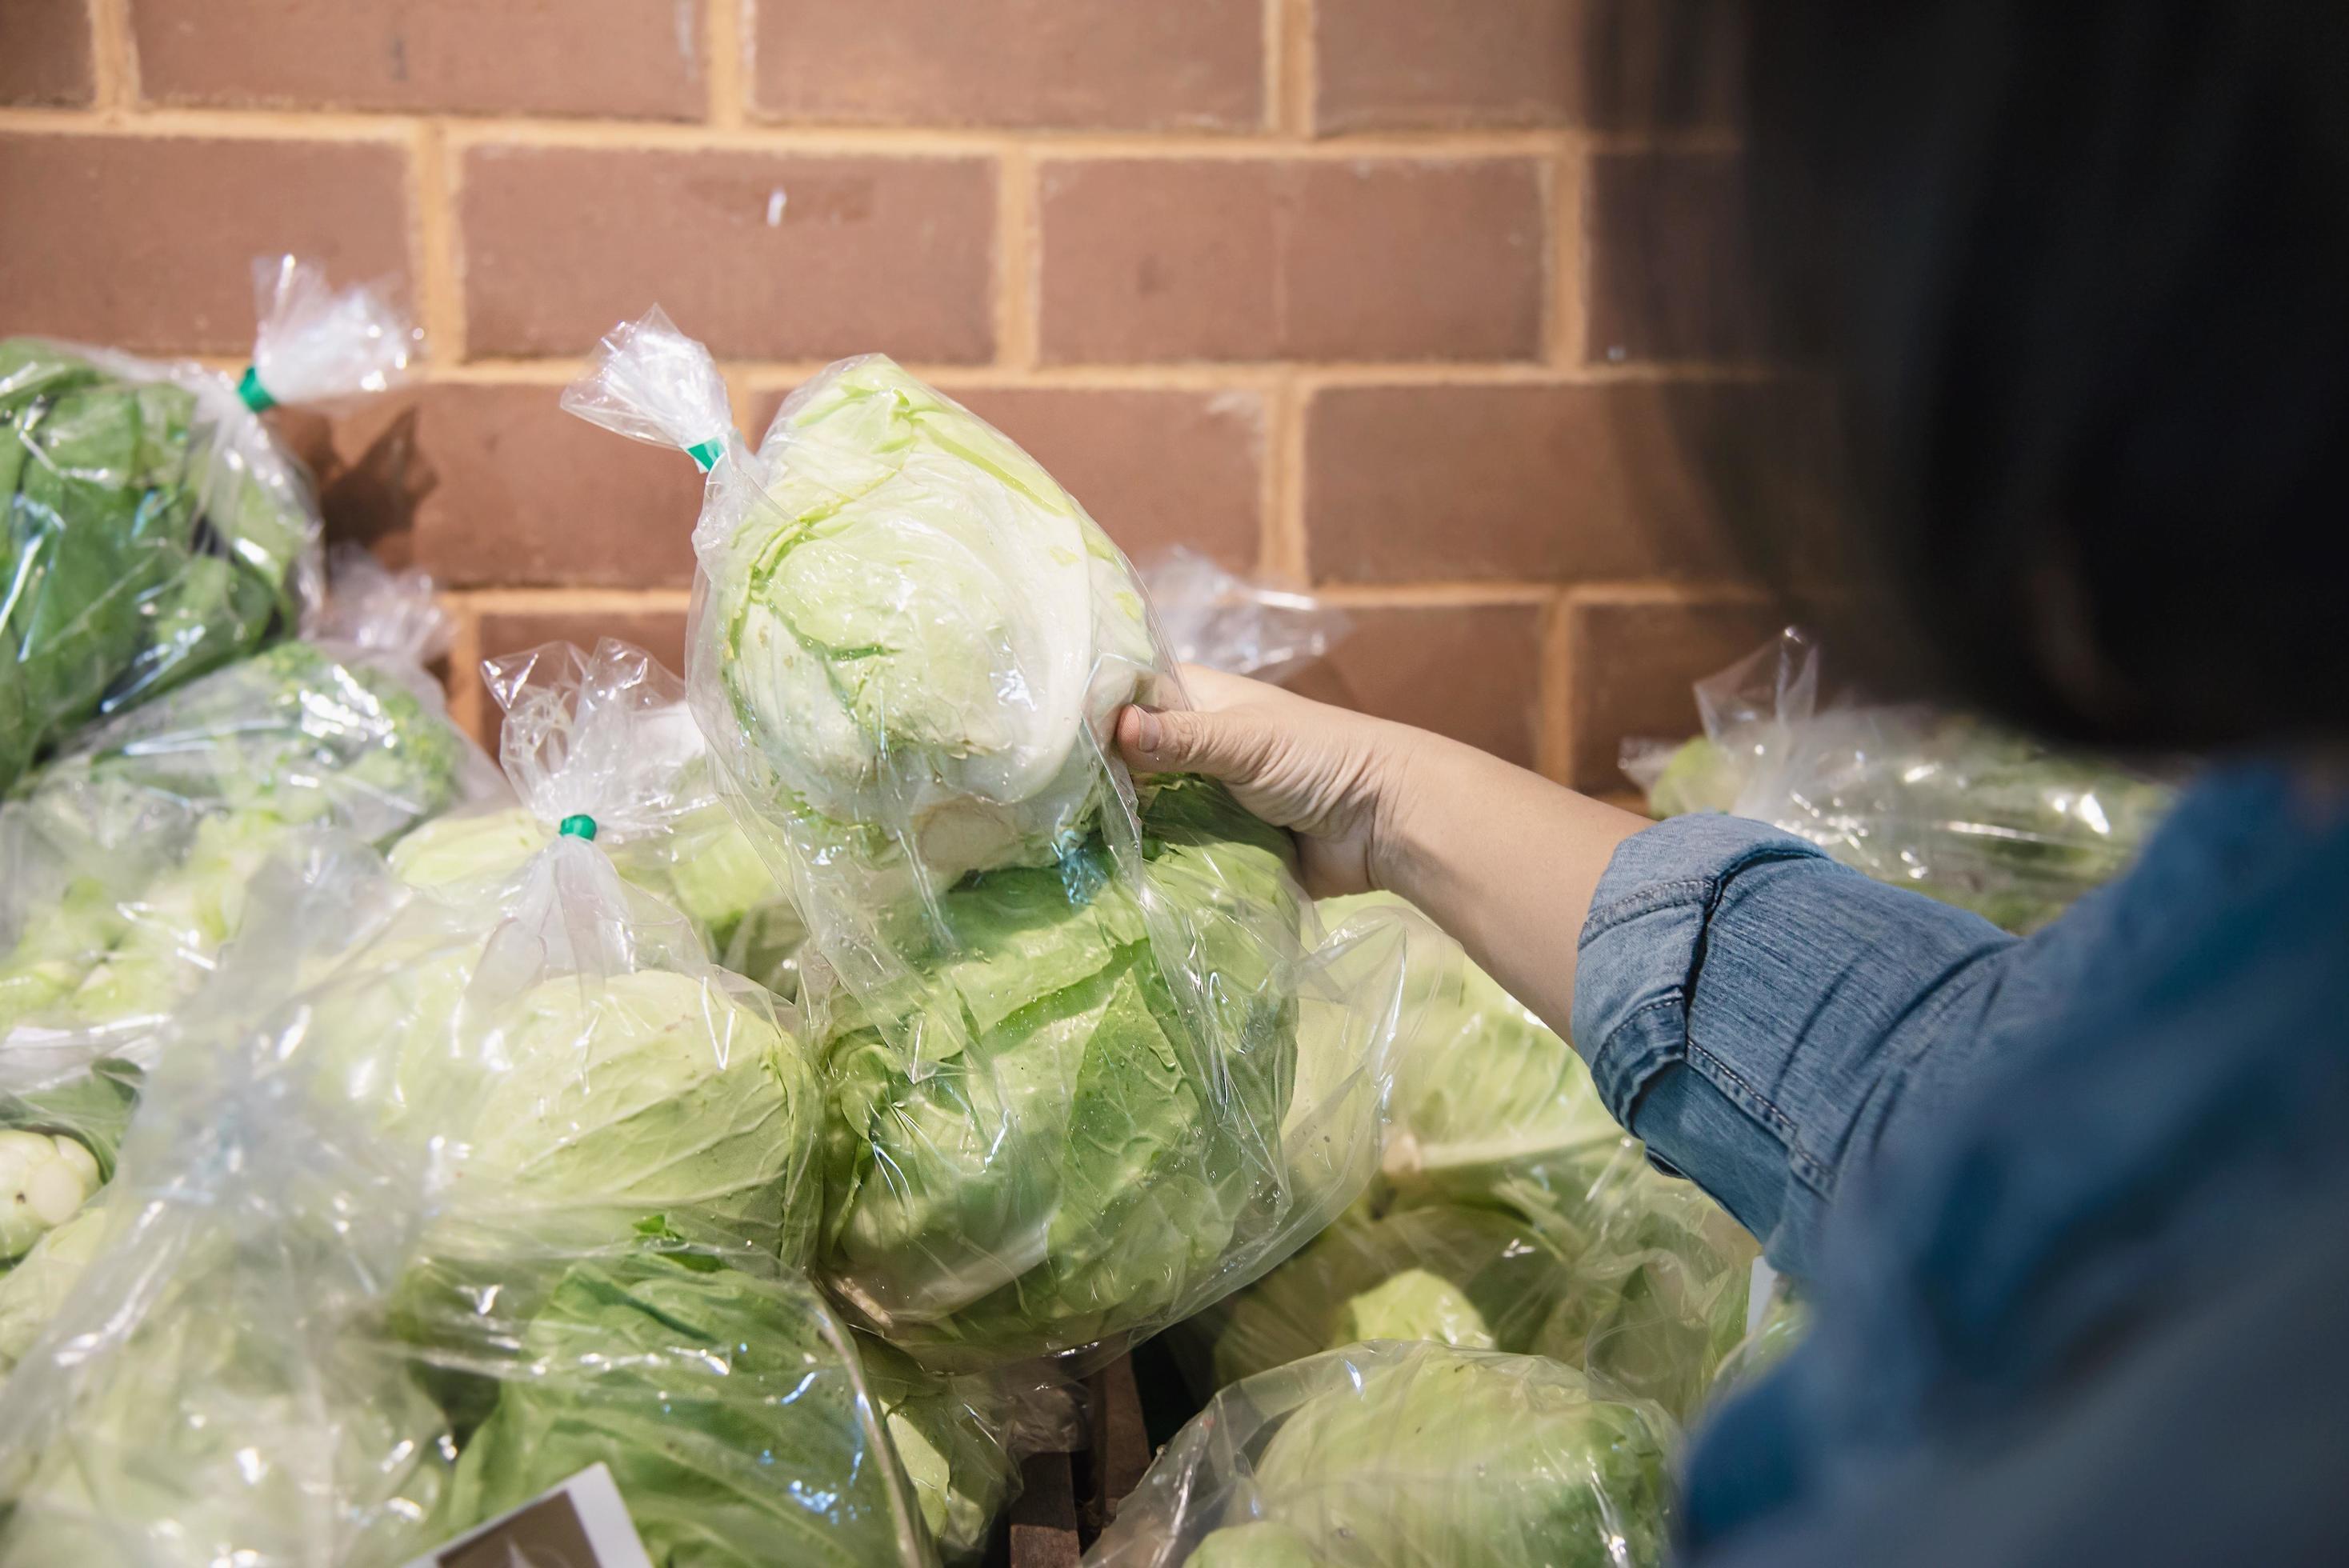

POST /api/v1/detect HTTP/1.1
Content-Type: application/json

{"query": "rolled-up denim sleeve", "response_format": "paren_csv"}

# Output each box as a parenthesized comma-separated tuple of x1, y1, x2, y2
(1573, 814, 2021, 1279)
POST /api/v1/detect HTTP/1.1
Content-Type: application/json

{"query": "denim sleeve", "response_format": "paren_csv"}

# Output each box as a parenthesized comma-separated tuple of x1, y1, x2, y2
(1572, 814, 2022, 1279)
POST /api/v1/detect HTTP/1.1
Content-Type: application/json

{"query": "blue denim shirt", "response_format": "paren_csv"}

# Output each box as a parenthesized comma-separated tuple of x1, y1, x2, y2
(1573, 763, 2349, 1564)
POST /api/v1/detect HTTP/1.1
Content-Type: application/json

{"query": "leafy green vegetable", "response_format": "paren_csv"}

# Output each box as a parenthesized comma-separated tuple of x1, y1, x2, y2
(1100, 1343, 1678, 1568)
(858, 1333, 1030, 1563)
(0, 1198, 111, 1370)
(1628, 633, 2174, 934)
(0, 642, 474, 1047)
(818, 777, 1303, 1366)
(0, 338, 313, 793)
(1199, 895, 1758, 1419)
(712, 354, 1154, 882)
(428, 1249, 928, 1568)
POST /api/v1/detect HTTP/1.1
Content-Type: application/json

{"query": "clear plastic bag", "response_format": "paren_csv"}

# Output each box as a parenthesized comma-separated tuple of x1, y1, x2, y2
(386, 636, 806, 999)
(0, 256, 418, 793)
(0, 556, 494, 1116)
(1087, 1340, 1681, 1568)
(1135, 550, 1351, 685)
(1187, 894, 1759, 1421)
(567, 312, 1427, 1373)
(1622, 628, 2176, 933)
(0, 670, 931, 1562)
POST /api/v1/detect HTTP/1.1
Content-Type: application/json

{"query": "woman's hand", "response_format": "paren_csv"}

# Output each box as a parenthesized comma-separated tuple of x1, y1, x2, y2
(1114, 665, 1649, 1031)
(1115, 666, 1427, 898)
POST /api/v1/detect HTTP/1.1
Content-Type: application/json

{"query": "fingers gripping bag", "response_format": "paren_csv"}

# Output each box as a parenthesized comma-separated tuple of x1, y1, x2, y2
(1623, 628, 2176, 933)
(0, 256, 418, 793)
(1086, 1341, 1680, 1568)
(386, 636, 805, 1001)
(565, 310, 1429, 1372)
(0, 841, 937, 1568)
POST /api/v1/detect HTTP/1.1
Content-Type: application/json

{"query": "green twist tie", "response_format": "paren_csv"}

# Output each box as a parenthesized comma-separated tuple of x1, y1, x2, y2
(558, 814, 598, 842)
(235, 366, 277, 412)
(684, 438, 723, 472)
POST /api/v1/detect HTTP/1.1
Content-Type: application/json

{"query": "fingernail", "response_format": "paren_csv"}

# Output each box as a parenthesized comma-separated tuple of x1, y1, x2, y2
(1134, 709, 1163, 754)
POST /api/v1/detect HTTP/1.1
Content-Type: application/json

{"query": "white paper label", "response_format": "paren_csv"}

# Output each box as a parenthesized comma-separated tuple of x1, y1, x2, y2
(403, 1462, 653, 1568)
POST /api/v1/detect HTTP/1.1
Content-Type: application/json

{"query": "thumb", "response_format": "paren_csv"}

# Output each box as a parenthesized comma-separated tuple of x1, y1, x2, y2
(1116, 702, 1278, 782)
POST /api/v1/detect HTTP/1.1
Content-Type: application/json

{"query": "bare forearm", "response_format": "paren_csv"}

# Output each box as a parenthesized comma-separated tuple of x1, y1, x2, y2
(1375, 733, 1648, 1036)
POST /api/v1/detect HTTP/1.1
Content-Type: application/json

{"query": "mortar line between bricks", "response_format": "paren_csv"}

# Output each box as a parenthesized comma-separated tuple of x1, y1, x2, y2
(996, 146, 1038, 370)
(0, 105, 1714, 161)
(1537, 590, 1577, 782)
(1280, 0, 1317, 138)
(449, 586, 696, 614)
(86, 0, 137, 110)
(411, 120, 466, 363)
(1547, 145, 1590, 367)
(1263, 373, 1307, 581)
(1556, 581, 1774, 609)
(704, 0, 747, 127)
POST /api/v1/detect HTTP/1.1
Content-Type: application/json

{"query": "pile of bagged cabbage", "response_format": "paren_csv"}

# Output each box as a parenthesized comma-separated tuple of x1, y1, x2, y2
(0, 292, 2149, 1566)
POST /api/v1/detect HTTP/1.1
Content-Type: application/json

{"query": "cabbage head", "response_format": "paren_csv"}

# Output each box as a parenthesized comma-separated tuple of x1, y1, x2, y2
(1118, 1343, 1677, 1568)
(434, 966, 820, 1263)
(819, 778, 1302, 1366)
(711, 355, 1154, 880)
(428, 1249, 928, 1567)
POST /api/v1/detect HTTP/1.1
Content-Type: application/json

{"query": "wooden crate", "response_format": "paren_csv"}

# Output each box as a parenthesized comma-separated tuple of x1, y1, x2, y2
(990, 1354, 1154, 1566)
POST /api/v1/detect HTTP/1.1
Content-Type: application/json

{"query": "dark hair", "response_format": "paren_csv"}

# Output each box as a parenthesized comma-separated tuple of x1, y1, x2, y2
(1645, 5, 2349, 750)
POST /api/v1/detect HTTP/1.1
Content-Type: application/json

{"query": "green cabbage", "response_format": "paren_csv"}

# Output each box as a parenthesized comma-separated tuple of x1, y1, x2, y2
(1199, 896, 1758, 1418)
(0, 642, 473, 1044)
(858, 1334, 1030, 1563)
(1108, 1343, 1677, 1568)
(0, 1198, 112, 1370)
(0, 338, 312, 794)
(713, 355, 1154, 881)
(428, 1250, 927, 1567)
(818, 777, 1303, 1366)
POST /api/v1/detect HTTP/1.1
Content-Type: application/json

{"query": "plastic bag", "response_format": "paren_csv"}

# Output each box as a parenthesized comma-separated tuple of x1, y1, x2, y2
(1136, 550, 1350, 685)
(0, 256, 417, 793)
(1087, 1340, 1680, 1568)
(386, 637, 806, 999)
(0, 687, 930, 1563)
(566, 312, 1427, 1373)
(1188, 894, 1758, 1421)
(1622, 628, 2175, 933)
(0, 557, 494, 1120)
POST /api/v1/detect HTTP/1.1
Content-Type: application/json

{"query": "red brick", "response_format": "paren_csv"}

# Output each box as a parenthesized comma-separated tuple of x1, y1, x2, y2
(1304, 382, 1755, 585)
(1585, 150, 1762, 365)
(130, 0, 703, 118)
(0, 0, 93, 106)
(1038, 158, 1544, 364)
(750, 0, 1261, 130)
(1315, 0, 1736, 132)
(461, 145, 994, 362)
(1323, 602, 1545, 768)
(1566, 594, 1782, 790)
(317, 382, 706, 590)
(0, 133, 410, 354)
(748, 380, 1265, 570)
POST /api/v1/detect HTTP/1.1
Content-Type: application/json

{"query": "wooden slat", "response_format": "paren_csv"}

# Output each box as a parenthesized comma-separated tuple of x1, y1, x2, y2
(1007, 1449, 1082, 1568)
(1086, 1355, 1153, 1532)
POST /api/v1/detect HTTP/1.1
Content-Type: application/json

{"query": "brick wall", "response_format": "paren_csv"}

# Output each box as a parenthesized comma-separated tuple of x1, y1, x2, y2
(1, 0, 1771, 800)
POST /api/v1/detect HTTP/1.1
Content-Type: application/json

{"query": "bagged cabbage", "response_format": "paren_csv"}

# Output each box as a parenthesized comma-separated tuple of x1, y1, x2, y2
(1088, 1341, 1679, 1568)
(0, 563, 489, 1274)
(0, 256, 415, 794)
(1195, 895, 1757, 1420)
(1137, 550, 1350, 686)
(0, 834, 932, 1567)
(566, 313, 1424, 1371)
(387, 637, 803, 998)
(1623, 628, 2175, 933)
